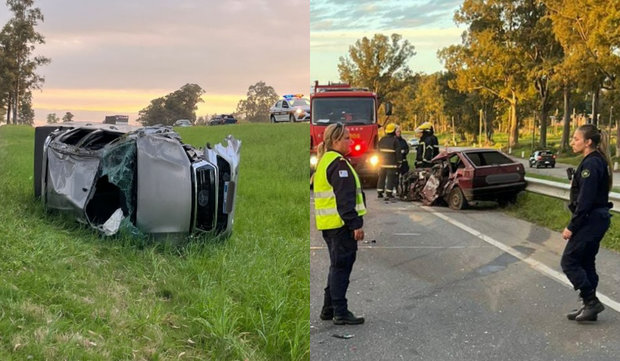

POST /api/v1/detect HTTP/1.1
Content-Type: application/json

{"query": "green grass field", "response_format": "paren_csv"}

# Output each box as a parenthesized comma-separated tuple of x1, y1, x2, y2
(0, 123, 309, 360)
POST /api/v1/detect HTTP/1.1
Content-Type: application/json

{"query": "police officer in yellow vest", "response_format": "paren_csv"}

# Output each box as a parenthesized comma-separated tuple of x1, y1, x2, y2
(314, 122, 366, 325)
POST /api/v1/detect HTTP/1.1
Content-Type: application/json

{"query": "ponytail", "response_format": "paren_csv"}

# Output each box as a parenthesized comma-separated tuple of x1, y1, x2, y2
(317, 142, 327, 161)
(317, 123, 346, 162)
(578, 124, 613, 191)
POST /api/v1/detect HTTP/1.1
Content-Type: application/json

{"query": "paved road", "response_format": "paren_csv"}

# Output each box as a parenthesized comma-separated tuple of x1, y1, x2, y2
(310, 196, 620, 361)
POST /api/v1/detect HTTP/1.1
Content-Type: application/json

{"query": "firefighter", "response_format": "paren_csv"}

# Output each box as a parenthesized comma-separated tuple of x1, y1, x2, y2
(314, 122, 366, 325)
(561, 124, 613, 322)
(415, 122, 439, 168)
(395, 125, 410, 198)
(377, 123, 402, 201)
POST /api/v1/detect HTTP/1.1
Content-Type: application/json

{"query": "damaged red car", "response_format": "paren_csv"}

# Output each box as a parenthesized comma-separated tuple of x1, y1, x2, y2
(404, 149, 527, 210)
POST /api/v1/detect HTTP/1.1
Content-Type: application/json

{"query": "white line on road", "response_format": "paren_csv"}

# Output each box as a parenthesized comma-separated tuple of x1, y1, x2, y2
(310, 245, 494, 250)
(424, 206, 620, 314)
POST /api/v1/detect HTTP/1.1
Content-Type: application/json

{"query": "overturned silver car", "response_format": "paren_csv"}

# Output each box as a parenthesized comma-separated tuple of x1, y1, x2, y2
(33, 123, 241, 237)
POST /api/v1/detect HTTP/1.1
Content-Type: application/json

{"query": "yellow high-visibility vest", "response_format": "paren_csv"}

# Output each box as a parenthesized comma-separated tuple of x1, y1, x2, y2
(314, 151, 366, 230)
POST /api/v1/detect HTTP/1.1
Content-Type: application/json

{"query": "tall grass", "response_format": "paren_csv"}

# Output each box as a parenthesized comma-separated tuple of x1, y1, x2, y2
(0, 123, 309, 360)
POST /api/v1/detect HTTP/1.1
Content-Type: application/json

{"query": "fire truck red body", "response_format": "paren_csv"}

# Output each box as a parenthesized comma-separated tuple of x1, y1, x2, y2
(310, 81, 390, 182)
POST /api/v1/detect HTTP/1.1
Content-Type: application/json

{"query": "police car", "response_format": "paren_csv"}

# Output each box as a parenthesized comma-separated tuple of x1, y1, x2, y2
(269, 94, 310, 123)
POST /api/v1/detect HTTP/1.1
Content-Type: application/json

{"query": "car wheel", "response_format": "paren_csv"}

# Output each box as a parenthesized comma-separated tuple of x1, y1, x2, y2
(448, 187, 467, 210)
(529, 162, 533, 168)
(536, 163, 540, 168)
(271, 115, 276, 123)
(551, 164, 555, 168)
(289, 114, 295, 122)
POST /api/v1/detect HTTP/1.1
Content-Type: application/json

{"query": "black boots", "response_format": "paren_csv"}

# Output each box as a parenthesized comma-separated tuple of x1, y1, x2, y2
(333, 311, 365, 325)
(567, 292, 605, 322)
(575, 296, 604, 322)
(320, 306, 333, 320)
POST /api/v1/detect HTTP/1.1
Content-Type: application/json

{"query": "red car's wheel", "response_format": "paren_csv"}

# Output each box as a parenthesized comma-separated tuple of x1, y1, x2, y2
(448, 187, 467, 210)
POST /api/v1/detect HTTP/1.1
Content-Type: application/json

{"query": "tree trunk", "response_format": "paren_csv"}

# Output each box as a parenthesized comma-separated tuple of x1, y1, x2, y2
(561, 85, 571, 152)
(591, 87, 600, 126)
(509, 93, 519, 148)
(539, 103, 549, 149)
(6, 96, 12, 125)
(13, 78, 19, 124)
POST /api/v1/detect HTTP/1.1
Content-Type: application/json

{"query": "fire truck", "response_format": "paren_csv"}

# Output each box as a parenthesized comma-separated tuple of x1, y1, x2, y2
(310, 81, 391, 183)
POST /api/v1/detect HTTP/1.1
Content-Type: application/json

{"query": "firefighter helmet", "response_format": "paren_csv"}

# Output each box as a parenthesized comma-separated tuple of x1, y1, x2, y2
(385, 123, 397, 134)
(415, 122, 433, 133)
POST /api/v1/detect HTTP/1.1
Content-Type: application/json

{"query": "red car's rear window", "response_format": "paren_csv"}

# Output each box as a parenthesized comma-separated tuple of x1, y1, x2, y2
(464, 151, 514, 166)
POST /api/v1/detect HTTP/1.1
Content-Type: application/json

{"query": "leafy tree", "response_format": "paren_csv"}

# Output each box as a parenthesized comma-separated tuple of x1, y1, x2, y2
(545, 0, 620, 127)
(439, 0, 535, 147)
(62, 111, 73, 122)
(137, 83, 205, 126)
(18, 89, 33, 124)
(338, 33, 416, 106)
(46, 112, 58, 123)
(0, 0, 50, 124)
(235, 81, 278, 123)
(515, 0, 564, 148)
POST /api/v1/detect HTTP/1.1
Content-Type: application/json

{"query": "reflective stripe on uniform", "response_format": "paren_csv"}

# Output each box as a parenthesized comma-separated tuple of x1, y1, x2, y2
(314, 151, 366, 230)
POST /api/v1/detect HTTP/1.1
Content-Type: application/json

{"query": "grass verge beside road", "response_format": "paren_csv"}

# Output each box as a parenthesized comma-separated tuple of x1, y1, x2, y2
(506, 192, 620, 253)
(0, 124, 309, 360)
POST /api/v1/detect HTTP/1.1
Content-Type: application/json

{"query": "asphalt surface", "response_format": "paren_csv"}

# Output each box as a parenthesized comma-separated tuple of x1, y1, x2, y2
(310, 195, 620, 361)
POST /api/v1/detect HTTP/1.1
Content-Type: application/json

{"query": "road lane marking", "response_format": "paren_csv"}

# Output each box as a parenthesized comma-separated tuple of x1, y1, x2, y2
(424, 206, 620, 314)
(310, 245, 494, 250)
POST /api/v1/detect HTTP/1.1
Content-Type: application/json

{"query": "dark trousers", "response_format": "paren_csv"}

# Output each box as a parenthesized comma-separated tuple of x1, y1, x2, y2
(322, 226, 357, 317)
(377, 167, 398, 196)
(561, 208, 610, 296)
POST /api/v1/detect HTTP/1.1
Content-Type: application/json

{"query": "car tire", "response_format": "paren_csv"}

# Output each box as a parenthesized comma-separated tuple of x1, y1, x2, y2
(448, 187, 467, 210)
(529, 162, 533, 168)
(551, 164, 555, 168)
(271, 115, 276, 123)
(289, 114, 295, 122)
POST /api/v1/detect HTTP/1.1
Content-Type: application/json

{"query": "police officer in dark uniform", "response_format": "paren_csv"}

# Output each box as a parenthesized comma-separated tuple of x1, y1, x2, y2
(377, 123, 402, 201)
(314, 123, 366, 325)
(561, 124, 613, 322)
(414, 122, 439, 168)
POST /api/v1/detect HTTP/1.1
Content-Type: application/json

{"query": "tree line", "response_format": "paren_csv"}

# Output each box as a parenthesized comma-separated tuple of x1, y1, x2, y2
(338, 0, 620, 152)
(136, 81, 280, 126)
(0, 0, 49, 125)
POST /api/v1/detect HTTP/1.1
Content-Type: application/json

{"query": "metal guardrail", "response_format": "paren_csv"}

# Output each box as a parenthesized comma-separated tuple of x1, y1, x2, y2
(525, 176, 620, 213)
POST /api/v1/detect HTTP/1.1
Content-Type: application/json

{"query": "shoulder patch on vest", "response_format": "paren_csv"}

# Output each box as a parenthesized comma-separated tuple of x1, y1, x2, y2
(581, 169, 590, 178)
(339, 170, 349, 178)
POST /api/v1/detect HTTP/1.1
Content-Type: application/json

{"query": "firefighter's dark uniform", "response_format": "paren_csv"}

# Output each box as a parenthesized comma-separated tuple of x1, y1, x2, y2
(314, 151, 366, 324)
(396, 134, 410, 197)
(415, 130, 439, 168)
(397, 135, 410, 174)
(561, 150, 612, 320)
(377, 132, 402, 199)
